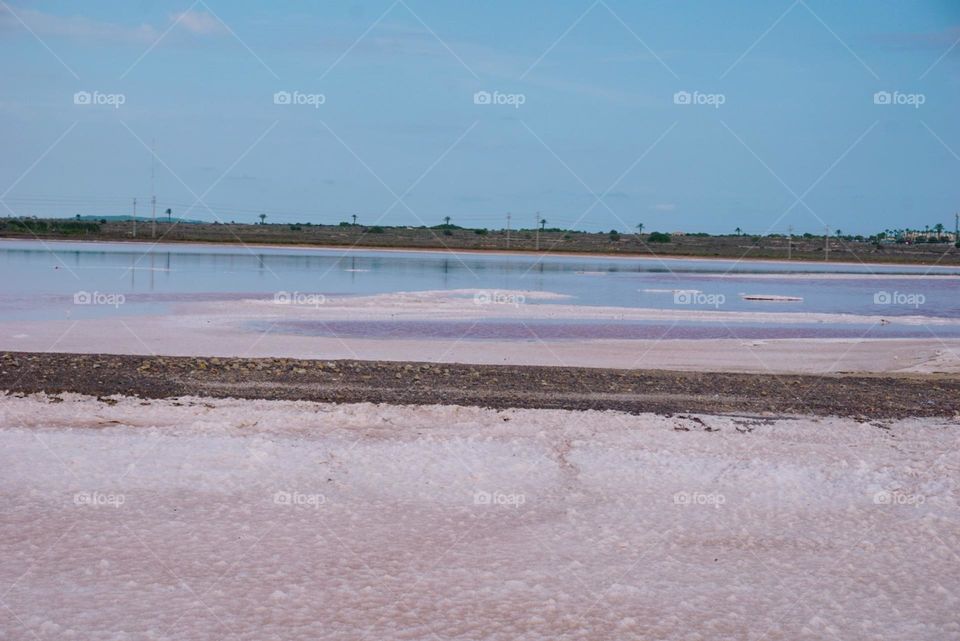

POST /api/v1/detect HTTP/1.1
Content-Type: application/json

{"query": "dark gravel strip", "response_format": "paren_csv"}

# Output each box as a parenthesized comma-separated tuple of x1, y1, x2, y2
(1, 351, 959, 419)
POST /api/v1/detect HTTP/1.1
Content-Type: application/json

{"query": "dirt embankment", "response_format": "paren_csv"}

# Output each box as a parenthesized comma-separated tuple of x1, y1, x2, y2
(3, 221, 958, 265)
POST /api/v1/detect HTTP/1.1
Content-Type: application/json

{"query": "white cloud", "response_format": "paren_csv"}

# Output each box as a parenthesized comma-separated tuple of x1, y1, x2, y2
(0, 5, 158, 44)
(172, 10, 227, 36)
(0, 5, 227, 44)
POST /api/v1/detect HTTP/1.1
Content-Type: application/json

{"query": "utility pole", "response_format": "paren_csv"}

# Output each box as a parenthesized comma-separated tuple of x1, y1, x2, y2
(132, 198, 137, 238)
(824, 225, 829, 261)
(787, 225, 792, 260)
(150, 138, 157, 239)
(506, 212, 511, 249)
(535, 212, 541, 251)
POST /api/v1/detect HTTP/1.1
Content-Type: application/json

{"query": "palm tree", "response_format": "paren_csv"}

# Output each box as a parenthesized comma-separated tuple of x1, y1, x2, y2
(540, 218, 547, 231)
(443, 216, 451, 226)
(934, 223, 945, 240)
(636, 223, 644, 235)
(259, 213, 267, 225)
(734, 227, 742, 236)
(352, 214, 357, 225)
(835, 229, 843, 238)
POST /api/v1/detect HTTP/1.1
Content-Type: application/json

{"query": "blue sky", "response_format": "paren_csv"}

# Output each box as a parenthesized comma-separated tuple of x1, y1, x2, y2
(1, 0, 958, 234)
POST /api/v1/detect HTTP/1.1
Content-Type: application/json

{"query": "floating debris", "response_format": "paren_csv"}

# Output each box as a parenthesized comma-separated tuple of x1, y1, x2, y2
(740, 294, 803, 302)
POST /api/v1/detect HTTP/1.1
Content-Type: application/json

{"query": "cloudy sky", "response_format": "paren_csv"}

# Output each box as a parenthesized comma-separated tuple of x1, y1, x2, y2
(1, 0, 959, 234)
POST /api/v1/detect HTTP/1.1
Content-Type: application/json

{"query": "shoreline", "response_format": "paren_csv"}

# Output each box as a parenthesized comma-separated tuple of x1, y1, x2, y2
(3, 351, 959, 418)
(3, 234, 958, 270)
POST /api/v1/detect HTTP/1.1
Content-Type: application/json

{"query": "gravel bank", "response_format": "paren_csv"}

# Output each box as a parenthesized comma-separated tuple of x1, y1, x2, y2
(2, 351, 958, 418)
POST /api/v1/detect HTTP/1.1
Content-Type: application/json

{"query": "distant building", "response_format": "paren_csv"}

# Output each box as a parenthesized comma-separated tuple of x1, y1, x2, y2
(899, 230, 956, 243)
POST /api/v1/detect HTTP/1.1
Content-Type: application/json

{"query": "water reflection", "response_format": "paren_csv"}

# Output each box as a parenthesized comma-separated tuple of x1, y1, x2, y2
(1, 240, 958, 323)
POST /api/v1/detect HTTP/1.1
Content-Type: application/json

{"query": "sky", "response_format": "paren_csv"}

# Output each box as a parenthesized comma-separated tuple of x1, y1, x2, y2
(1, 0, 959, 235)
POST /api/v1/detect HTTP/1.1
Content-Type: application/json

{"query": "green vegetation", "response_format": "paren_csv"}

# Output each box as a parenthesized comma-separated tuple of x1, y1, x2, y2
(1, 218, 100, 234)
(647, 231, 671, 243)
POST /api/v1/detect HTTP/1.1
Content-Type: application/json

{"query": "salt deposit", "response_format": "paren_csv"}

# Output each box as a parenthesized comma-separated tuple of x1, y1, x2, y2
(2, 289, 960, 373)
(1, 393, 957, 640)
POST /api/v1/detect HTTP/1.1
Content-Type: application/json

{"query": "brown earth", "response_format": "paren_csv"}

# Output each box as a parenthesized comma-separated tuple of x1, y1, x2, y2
(2, 220, 959, 265)
(2, 351, 958, 419)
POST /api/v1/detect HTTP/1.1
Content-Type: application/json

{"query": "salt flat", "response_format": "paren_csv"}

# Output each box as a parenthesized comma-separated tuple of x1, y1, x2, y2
(2, 291, 959, 374)
(1, 393, 957, 640)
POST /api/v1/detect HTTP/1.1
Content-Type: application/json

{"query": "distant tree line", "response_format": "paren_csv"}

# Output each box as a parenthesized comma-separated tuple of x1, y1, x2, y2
(4, 214, 958, 249)
(0, 218, 101, 234)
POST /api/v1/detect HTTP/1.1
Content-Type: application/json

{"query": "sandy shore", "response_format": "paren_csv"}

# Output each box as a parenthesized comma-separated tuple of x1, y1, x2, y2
(1, 393, 957, 640)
